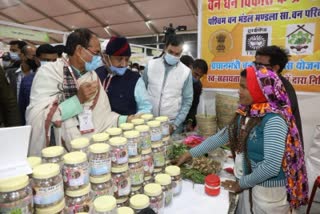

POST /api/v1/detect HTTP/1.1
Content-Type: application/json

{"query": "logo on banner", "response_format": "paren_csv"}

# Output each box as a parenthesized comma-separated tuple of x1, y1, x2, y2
(209, 30, 233, 56)
(242, 27, 272, 56)
(286, 24, 315, 55)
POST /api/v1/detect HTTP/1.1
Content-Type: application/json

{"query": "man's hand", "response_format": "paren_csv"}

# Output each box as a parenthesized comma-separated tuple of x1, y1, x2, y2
(127, 114, 142, 122)
(169, 124, 177, 135)
(77, 81, 98, 103)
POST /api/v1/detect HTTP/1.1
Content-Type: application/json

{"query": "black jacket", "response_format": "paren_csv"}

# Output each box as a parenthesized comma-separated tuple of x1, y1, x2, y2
(186, 80, 202, 128)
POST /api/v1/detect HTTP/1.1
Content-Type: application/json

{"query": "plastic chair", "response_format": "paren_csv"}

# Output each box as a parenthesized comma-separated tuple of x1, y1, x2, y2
(306, 176, 320, 214)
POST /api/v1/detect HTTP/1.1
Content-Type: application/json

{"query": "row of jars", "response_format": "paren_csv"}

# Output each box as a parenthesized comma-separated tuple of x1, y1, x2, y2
(0, 159, 182, 214)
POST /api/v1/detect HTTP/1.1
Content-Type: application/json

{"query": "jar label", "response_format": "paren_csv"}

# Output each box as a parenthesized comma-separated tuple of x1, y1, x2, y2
(92, 188, 114, 200)
(65, 201, 91, 214)
(153, 152, 165, 167)
(63, 165, 89, 187)
(0, 194, 33, 214)
(111, 147, 128, 165)
(127, 141, 138, 156)
(90, 158, 111, 176)
(161, 124, 170, 136)
(151, 131, 162, 142)
(140, 135, 151, 150)
(34, 181, 64, 205)
(163, 189, 173, 206)
(129, 167, 144, 185)
(172, 180, 182, 195)
(113, 177, 131, 197)
(142, 155, 154, 174)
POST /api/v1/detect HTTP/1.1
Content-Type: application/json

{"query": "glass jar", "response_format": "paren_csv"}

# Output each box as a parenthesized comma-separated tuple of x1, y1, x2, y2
(162, 136, 172, 166)
(147, 121, 162, 142)
(151, 143, 165, 168)
(120, 123, 134, 132)
(117, 206, 134, 214)
(155, 174, 172, 207)
(141, 148, 154, 178)
(62, 151, 89, 191)
(92, 133, 110, 144)
(89, 143, 111, 176)
(143, 176, 153, 186)
(135, 125, 151, 150)
(32, 163, 64, 208)
(70, 137, 90, 155)
(116, 197, 129, 208)
(93, 195, 117, 214)
(128, 156, 144, 187)
(130, 185, 142, 197)
(36, 198, 65, 214)
(109, 137, 129, 166)
(131, 119, 144, 127)
(106, 127, 122, 138)
(0, 175, 33, 214)
(123, 131, 141, 157)
(90, 174, 113, 199)
(129, 194, 150, 213)
(152, 167, 163, 178)
(65, 184, 91, 213)
(111, 165, 131, 200)
(41, 146, 64, 169)
(165, 166, 182, 196)
(27, 156, 42, 170)
(141, 114, 153, 124)
(144, 183, 164, 214)
(155, 116, 170, 138)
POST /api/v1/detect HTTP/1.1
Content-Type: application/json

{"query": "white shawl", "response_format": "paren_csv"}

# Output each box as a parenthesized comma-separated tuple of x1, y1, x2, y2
(26, 59, 119, 156)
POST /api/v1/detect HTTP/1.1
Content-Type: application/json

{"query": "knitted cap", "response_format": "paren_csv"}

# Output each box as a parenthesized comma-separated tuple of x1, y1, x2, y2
(105, 36, 131, 56)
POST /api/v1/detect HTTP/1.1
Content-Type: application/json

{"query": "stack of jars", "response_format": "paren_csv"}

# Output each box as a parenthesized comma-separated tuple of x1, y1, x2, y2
(109, 137, 131, 206)
(62, 151, 91, 213)
(155, 116, 172, 166)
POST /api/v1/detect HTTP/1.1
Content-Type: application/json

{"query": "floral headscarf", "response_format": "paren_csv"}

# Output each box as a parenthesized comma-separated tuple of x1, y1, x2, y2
(237, 66, 308, 208)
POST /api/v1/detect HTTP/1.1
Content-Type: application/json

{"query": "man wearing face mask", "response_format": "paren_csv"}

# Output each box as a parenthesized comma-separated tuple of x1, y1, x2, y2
(4, 40, 27, 71)
(143, 35, 193, 134)
(26, 28, 132, 156)
(6, 45, 39, 101)
(96, 37, 152, 115)
(19, 44, 58, 124)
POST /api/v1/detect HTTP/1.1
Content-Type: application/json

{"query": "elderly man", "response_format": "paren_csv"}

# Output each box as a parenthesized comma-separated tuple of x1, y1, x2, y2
(96, 36, 152, 115)
(26, 28, 135, 155)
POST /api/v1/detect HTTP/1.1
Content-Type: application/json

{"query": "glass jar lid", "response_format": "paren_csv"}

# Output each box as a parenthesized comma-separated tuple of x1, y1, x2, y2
(66, 184, 91, 197)
(165, 165, 181, 176)
(89, 143, 110, 153)
(109, 137, 127, 146)
(155, 116, 169, 122)
(111, 164, 129, 173)
(141, 148, 152, 155)
(92, 133, 109, 142)
(27, 156, 42, 169)
(129, 155, 142, 163)
(36, 198, 65, 214)
(147, 120, 161, 128)
(131, 119, 144, 126)
(94, 195, 117, 212)
(141, 114, 153, 121)
(70, 137, 90, 149)
(124, 130, 140, 138)
(155, 174, 171, 186)
(120, 123, 134, 131)
(135, 125, 150, 132)
(33, 163, 60, 179)
(90, 174, 111, 183)
(106, 127, 122, 136)
(63, 151, 87, 164)
(0, 175, 29, 192)
(41, 146, 64, 158)
(144, 183, 162, 197)
(129, 194, 150, 210)
(118, 206, 134, 214)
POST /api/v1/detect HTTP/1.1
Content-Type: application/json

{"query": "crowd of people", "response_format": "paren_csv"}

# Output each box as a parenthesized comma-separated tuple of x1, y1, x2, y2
(0, 27, 308, 212)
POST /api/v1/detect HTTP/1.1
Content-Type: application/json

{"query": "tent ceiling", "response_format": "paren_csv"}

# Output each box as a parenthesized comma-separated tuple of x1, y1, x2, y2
(0, 0, 198, 44)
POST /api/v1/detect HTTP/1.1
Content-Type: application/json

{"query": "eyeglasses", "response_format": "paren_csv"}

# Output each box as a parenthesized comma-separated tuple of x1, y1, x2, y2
(83, 47, 101, 56)
(252, 61, 272, 67)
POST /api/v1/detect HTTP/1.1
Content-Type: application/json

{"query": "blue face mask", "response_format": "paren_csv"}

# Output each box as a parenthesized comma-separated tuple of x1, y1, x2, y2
(110, 66, 127, 76)
(85, 55, 102, 72)
(164, 53, 180, 66)
(10, 52, 20, 61)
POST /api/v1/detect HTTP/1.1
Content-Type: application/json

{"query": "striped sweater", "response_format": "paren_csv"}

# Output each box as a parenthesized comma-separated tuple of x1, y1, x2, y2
(190, 114, 288, 189)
